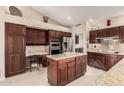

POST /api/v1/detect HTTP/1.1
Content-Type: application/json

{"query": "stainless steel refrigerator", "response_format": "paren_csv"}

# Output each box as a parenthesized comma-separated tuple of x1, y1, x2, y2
(62, 37, 73, 52)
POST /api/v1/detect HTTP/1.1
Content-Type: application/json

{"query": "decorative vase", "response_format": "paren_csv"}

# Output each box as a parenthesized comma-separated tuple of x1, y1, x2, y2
(43, 16, 48, 23)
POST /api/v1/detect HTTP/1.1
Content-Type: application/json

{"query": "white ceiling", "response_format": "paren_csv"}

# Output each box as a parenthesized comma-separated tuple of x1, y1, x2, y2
(32, 6, 124, 27)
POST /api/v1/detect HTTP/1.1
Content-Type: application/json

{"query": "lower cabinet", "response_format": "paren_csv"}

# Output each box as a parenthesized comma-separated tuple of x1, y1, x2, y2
(58, 65, 68, 85)
(87, 52, 124, 71)
(47, 55, 87, 86)
(67, 62, 76, 82)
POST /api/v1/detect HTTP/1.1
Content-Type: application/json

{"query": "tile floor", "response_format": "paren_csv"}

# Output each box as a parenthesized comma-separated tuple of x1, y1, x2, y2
(0, 66, 105, 86)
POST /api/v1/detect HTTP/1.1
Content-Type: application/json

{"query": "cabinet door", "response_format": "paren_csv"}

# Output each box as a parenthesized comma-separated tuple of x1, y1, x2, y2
(39, 30, 46, 44)
(108, 27, 119, 37)
(96, 54, 106, 70)
(106, 55, 117, 70)
(87, 52, 95, 66)
(47, 59, 57, 85)
(76, 59, 82, 77)
(62, 32, 71, 37)
(68, 62, 76, 82)
(56, 31, 62, 39)
(49, 30, 56, 40)
(58, 65, 68, 85)
(89, 31, 97, 43)
(119, 26, 124, 43)
(82, 61, 86, 75)
(26, 28, 34, 44)
(5, 23, 26, 77)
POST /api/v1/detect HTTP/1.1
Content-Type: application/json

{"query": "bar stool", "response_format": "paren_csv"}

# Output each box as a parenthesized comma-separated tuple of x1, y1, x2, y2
(26, 55, 40, 72)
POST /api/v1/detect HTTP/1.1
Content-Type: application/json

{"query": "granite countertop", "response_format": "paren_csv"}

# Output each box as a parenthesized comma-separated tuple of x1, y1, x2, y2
(87, 49, 124, 55)
(46, 52, 87, 61)
(96, 58, 124, 85)
(26, 52, 48, 57)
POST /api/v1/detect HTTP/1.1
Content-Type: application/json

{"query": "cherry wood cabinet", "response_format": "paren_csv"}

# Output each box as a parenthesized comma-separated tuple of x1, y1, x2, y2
(58, 65, 68, 85)
(47, 55, 87, 86)
(61, 32, 71, 37)
(47, 30, 72, 44)
(48, 30, 62, 40)
(26, 27, 46, 45)
(119, 26, 124, 43)
(67, 61, 76, 82)
(5, 22, 26, 77)
(89, 30, 98, 43)
(87, 52, 124, 71)
(89, 26, 122, 43)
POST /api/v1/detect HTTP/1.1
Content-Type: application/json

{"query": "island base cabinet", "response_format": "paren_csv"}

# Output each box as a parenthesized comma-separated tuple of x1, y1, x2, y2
(47, 55, 87, 86)
(76, 61, 82, 77)
(58, 65, 68, 86)
(47, 59, 58, 86)
(67, 62, 76, 82)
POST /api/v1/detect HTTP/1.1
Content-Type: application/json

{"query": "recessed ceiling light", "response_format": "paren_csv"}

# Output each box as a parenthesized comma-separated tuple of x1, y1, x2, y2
(89, 19, 94, 23)
(67, 16, 71, 20)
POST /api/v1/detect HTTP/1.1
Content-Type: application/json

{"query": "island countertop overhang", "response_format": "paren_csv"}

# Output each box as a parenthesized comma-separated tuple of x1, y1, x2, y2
(46, 52, 87, 61)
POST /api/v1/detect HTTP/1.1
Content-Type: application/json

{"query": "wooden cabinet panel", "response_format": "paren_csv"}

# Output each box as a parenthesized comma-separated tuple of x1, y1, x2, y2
(47, 59, 58, 85)
(47, 55, 86, 86)
(106, 55, 117, 70)
(62, 32, 72, 37)
(26, 27, 46, 45)
(89, 31, 98, 43)
(5, 23, 26, 77)
(58, 58, 75, 66)
(119, 26, 124, 43)
(90, 26, 121, 44)
(58, 65, 68, 85)
(87, 52, 123, 71)
(68, 62, 76, 82)
(76, 60, 82, 77)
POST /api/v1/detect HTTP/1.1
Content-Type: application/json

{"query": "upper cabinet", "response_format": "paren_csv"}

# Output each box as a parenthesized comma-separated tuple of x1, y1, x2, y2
(89, 26, 124, 43)
(26, 28, 72, 45)
(89, 30, 98, 43)
(26, 27, 46, 45)
(49, 30, 62, 40)
(61, 32, 72, 37)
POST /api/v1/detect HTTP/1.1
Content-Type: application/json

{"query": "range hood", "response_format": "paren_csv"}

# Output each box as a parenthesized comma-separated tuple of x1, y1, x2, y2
(96, 36, 119, 40)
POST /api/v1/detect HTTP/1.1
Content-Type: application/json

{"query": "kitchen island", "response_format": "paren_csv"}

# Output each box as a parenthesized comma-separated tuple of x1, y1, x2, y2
(46, 52, 87, 86)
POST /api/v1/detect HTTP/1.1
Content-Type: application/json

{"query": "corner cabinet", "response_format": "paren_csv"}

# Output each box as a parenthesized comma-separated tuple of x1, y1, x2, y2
(5, 22, 26, 77)
(47, 55, 87, 86)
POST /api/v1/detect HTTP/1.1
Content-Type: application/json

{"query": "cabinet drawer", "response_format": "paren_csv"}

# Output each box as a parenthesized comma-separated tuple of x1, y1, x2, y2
(58, 58, 75, 66)
(76, 55, 87, 61)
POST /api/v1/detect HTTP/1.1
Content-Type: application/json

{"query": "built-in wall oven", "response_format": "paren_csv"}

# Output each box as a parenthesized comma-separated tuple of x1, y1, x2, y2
(50, 40, 62, 54)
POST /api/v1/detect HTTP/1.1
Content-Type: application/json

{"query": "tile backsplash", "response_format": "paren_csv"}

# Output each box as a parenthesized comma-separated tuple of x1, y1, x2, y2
(26, 45, 49, 56)
(88, 41, 124, 53)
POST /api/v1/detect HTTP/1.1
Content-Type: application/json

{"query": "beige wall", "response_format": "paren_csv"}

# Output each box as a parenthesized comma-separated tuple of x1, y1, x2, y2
(71, 23, 87, 53)
(4, 6, 60, 25)
(87, 15, 124, 31)
(0, 7, 5, 80)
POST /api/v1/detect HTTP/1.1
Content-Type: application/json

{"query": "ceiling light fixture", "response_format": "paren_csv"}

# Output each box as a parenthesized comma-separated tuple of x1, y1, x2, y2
(67, 16, 71, 20)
